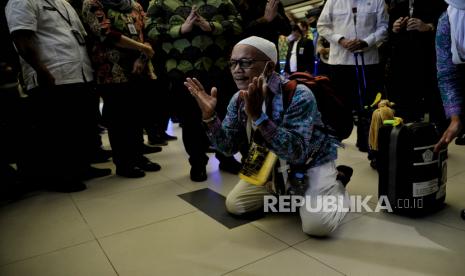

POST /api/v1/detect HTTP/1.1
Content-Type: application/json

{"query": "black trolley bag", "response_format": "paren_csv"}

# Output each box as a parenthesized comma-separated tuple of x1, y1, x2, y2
(378, 122, 447, 215)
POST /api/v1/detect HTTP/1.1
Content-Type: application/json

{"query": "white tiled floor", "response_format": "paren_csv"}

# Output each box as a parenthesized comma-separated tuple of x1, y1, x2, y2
(1, 124, 464, 276)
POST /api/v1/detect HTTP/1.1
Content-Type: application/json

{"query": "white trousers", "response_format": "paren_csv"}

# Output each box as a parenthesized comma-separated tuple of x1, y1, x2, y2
(226, 161, 350, 236)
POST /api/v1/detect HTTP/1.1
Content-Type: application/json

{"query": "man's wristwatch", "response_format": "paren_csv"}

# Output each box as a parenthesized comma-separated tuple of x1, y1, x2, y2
(202, 113, 217, 124)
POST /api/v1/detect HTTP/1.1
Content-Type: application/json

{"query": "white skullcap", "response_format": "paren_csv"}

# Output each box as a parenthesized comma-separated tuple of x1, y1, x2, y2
(236, 36, 277, 64)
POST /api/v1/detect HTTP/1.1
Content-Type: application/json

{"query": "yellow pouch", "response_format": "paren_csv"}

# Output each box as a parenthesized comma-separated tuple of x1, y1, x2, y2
(239, 142, 278, 186)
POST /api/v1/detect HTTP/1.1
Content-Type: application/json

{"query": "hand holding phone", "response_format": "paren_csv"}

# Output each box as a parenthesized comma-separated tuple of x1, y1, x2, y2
(241, 61, 273, 120)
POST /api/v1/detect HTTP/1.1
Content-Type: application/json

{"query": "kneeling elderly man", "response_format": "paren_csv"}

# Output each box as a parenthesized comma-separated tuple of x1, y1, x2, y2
(185, 36, 350, 236)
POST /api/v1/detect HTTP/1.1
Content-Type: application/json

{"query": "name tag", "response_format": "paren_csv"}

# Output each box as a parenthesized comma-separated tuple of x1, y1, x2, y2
(299, 47, 304, 55)
(127, 23, 137, 35)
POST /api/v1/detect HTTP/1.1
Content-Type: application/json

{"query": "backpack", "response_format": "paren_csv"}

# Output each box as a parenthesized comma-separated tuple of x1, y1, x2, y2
(283, 72, 353, 140)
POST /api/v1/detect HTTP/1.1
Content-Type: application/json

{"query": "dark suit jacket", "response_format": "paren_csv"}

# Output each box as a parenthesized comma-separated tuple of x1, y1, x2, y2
(284, 38, 315, 74)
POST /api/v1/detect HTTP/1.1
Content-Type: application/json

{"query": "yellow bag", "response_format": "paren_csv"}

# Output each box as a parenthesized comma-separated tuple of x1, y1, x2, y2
(239, 142, 278, 186)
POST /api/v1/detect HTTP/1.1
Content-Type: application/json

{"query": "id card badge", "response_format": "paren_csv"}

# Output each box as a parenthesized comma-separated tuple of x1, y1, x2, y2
(299, 47, 304, 55)
(239, 142, 277, 186)
(127, 23, 137, 35)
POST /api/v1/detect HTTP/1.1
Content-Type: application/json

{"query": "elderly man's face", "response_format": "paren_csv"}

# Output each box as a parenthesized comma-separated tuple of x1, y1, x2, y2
(229, 44, 272, 90)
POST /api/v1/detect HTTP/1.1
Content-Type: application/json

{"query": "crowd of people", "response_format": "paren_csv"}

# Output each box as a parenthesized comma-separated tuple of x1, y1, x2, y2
(0, 0, 463, 235)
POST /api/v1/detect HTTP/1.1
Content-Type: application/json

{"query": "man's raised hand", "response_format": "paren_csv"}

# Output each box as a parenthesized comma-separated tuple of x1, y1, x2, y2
(184, 78, 217, 120)
(240, 76, 267, 120)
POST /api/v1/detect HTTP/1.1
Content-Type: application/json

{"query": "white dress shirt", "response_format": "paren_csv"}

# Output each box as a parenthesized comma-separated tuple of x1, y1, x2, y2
(5, 0, 93, 90)
(289, 39, 299, 73)
(317, 0, 388, 65)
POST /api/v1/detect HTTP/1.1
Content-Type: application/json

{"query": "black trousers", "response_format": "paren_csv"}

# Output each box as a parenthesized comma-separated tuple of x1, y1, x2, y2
(17, 83, 96, 182)
(170, 69, 237, 167)
(100, 82, 144, 168)
(0, 83, 21, 165)
(141, 78, 170, 139)
(387, 56, 446, 125)
(330, 64, 383, 147)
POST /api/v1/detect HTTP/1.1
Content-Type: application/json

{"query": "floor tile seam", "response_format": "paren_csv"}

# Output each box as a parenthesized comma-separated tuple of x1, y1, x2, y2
(95, 210, 199, 239)
(423, 219, 465, 233)
(362, 211, 465, 233)
(249, 221, 299, 247)
(156, 172, 197, 189)
(95, 238, 120, 276)
(70, 194, 99, 239)
(73, 178, 181, 202)
(0, 239, 96, 268)
(220, 247, 290, 276)
(168, 177, 201, 191)
(448, 171, 465, 180)
(246, 209, 370, 248)
(338, 212, 371, 227)
(291, 245, 347, 276)
(282, 213, 368, 275)
(446, 173, 465, 184)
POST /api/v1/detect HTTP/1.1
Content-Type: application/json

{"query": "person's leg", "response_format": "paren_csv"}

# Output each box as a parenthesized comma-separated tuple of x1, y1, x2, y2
(141, 79, 169, 146)
(171, 75, 209, 181)
(21, 85, 87, 191)
(67, 83, 112, 180)
(213, 71, 242, 174)
(90, 92, 112, 163)
(65, 84, 96, 170)
(226, 180, 271, 215)
(130, 81, 161, 172)
(331, 65, 364, 150)
(158, 78, 177, 140)
(356, 64, 382, 152)
(330, 65, 357, 114)
(0, 85, 20, 168)
(299, 161, 350, 236)
(101, 83, 145, 178)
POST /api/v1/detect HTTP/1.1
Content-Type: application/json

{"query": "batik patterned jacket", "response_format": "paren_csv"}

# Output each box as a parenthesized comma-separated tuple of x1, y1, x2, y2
(436, 12, 465, 118)
(206, 72, 339, 168)
(145, 0, 242, 77)
(82, 0, 149, 84)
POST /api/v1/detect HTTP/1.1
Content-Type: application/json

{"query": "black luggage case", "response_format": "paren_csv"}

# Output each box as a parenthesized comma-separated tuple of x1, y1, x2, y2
(378, 122, 447, 215)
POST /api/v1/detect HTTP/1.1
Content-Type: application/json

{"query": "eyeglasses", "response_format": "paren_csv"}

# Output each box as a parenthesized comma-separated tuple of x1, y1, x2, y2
(228, 59, 268, 70)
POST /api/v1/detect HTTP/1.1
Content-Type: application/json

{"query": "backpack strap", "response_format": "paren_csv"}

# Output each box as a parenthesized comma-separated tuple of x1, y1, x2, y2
(282, 80, 297, 111)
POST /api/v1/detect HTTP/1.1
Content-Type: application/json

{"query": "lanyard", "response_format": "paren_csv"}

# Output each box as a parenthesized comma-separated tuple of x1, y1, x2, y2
(43, 0, 72, 27)
(409, 0, 414, 17)
(121, 13, 133, 24)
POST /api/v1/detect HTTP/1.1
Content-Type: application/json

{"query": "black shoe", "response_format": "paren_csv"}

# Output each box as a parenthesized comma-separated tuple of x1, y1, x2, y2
(81, 166, 112, 181)
(455, 135, 465, 145)
(171, 116, 180, 123)
(116, 166, 145, 178)
(136, 157, 161, 172)
(219, 158, 242, 174)
(190, 166, 207, 182)
(97, 125, 107, 134)
(47, 180, 87, 193)
(206, 146, 216, 153)
(336, 165, 353, 187)
(163, 132, 177, 141)
(148, 136, 168, 146)
(369, 159, 377, 170)
(91, 148, 112, 164)
(143, 144, 163, 154)
(356, 143, 369, 153)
